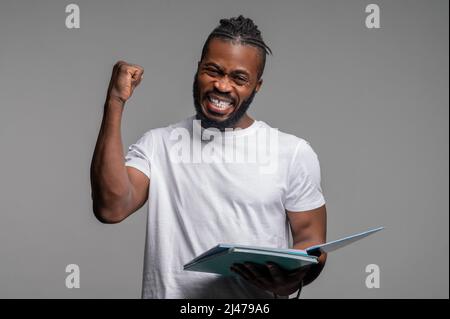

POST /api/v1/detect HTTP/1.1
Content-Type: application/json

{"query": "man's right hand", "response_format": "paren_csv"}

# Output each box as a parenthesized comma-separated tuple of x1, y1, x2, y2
(107, 61, 144, 105)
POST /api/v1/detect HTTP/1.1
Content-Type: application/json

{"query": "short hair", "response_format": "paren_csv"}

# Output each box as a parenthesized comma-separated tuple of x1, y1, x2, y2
(200, 15, 272, 79)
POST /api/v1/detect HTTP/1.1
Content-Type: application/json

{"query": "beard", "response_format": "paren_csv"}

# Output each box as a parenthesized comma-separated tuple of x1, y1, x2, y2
(192, 73, 257, 131)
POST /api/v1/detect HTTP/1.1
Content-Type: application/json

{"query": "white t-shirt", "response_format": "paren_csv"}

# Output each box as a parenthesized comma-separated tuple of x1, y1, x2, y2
(125, 116, 326, 298)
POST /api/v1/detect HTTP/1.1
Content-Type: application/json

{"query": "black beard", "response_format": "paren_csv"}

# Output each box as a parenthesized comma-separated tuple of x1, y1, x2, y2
(192, 73, 257, 131)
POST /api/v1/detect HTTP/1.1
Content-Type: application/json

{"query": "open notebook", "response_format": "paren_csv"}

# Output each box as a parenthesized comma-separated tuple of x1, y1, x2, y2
(183, 227, 383, 276)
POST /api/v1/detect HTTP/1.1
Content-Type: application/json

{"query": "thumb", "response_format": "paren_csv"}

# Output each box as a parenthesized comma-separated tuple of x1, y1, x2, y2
(132, 69, 144, 86)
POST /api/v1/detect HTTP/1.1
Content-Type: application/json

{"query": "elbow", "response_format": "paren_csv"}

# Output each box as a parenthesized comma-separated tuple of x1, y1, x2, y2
(91, 188, 132, 224)
(92, 203, 127, 224)
(94, 212, 126, 224)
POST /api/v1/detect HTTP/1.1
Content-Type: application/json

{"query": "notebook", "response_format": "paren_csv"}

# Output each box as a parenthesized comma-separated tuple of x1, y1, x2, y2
(183, 227, 384, 276)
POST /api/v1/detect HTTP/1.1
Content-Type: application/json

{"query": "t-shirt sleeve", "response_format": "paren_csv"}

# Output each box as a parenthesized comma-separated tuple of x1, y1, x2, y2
(124, 131, 153, 179)
(284, 140, 326, 212)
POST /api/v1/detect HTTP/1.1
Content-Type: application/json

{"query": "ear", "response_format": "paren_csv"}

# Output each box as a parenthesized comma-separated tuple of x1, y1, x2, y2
(255, 78, 263, 93)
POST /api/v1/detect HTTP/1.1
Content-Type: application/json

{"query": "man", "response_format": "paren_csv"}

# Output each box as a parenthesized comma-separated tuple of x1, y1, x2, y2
(90, 15, 327, 299)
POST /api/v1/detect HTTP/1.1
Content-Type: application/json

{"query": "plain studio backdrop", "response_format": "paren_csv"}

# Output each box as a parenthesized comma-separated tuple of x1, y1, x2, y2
(0, 0, 448, 298)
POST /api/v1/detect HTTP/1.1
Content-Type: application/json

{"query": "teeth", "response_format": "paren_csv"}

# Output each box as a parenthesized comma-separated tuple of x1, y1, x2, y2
(209, 96, 232, 109)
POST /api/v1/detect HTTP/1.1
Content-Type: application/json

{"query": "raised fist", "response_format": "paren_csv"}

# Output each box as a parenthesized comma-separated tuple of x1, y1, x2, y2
(107, 61, 144, 104)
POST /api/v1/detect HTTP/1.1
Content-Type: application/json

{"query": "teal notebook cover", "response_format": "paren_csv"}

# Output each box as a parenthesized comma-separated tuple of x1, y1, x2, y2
(183, 245, 318, 276)
(183, 227, 383, 276)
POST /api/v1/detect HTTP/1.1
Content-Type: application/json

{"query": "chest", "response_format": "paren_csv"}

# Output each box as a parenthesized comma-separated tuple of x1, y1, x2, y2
(166, 161, 286, 208)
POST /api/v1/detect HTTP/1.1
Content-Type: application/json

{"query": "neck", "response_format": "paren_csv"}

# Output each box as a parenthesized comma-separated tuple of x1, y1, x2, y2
(232, 113, 255, 129)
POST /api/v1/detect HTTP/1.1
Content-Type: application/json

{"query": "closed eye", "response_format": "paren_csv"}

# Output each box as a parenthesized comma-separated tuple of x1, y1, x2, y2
(205, 67, 221, 76)
(235, 76, 248, 82)
(232, 75, 249, 85)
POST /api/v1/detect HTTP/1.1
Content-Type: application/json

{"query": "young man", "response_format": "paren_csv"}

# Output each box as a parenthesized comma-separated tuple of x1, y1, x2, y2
(90, 16, 327, 299)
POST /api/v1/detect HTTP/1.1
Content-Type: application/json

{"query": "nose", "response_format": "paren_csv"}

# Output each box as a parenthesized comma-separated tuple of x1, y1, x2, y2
(214, 76, 232, 93)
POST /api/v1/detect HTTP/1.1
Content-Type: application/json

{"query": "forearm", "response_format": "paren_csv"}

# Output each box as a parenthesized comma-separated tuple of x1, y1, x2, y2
(293, 240, 327, 286)
(90, 98, 131, 220)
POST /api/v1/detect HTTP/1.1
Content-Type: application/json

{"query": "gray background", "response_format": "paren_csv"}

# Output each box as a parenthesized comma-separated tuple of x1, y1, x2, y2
(0, 0, 448, 298)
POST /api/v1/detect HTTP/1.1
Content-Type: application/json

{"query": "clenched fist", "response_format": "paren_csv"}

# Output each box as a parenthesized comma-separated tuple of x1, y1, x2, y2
(107, 61, 144, 104)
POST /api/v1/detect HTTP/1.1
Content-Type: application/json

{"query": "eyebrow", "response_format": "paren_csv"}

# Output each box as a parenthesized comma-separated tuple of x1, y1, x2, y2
(203, 62, 250, 77)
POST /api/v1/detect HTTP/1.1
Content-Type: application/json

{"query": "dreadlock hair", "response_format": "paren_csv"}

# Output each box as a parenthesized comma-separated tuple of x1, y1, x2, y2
(200, 15, 272, 79)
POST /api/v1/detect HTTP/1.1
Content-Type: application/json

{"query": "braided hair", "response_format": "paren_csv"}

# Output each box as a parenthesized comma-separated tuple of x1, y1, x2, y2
(200, 15, 272, 79)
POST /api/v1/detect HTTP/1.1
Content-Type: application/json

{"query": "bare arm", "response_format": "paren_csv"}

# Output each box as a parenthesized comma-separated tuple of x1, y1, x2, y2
(287, 204, 327, 286)
(90, 61, 149, 224)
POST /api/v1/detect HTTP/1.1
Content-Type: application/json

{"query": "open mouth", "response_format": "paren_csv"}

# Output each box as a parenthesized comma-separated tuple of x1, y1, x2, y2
(204, 94, 235, 116)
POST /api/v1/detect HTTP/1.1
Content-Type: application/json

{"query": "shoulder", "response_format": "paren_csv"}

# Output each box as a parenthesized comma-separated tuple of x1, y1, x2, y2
(144, 116, 194, 139)
(257, 120, 317, 159)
